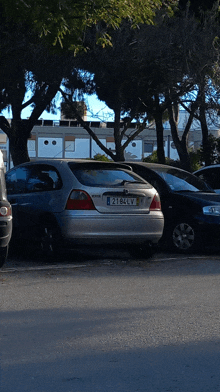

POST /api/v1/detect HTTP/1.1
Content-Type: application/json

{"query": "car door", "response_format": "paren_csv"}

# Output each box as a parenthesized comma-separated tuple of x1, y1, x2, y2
(6, 166, 30, 229)
(6, 164, 62, 234)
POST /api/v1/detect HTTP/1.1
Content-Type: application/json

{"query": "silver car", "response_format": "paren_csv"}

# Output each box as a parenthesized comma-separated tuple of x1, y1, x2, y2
(5, 159, 164, 257)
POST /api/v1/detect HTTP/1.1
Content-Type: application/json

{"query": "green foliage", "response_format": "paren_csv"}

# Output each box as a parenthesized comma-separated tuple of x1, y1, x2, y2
(143, 150, 159, 163)
(143, 149, 202, 172)
(61, 101, 87, 119)
(0, 0, 174, 51)
(143, 150, 176, 165)
(199, 134, 220, 165)
(188, 150, 202, 172)
(93, 153, 111, 161)
(179, 0, 218, 16)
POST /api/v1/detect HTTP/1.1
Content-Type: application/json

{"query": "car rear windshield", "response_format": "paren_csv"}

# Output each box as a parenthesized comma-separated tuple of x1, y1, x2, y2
(68, 165, 146, 187)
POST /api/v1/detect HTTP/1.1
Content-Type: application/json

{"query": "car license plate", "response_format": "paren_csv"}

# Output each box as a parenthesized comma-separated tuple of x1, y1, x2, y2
(107, 197, 139, 206)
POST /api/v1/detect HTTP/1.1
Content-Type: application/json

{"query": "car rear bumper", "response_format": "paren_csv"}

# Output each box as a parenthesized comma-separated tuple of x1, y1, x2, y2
(56, 211, 164, 245)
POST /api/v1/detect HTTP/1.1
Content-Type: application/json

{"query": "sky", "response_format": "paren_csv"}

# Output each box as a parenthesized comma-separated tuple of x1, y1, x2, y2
(84, 94, 114, 122)
(2, 94, 114, 122)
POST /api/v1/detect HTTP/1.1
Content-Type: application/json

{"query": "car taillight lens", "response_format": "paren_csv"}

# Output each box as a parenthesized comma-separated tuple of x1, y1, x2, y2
(66, 190, 95, 210)
(149, 193, 161, 211)
(0, 206, 11, 216)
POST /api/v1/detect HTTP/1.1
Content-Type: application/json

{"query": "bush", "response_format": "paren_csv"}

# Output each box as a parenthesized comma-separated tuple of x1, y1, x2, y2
(199, 134, 220, 166)
(93, 153, 111, 161)
(189, 150, 202, 172)
(143, 151, 179, 166)
(143, 149, 202, 172)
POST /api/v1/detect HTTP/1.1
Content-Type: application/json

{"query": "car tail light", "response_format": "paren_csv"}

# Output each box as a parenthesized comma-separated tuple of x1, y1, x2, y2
(149, 193, 161, 211)
(66, 190, 96, 210)
(0, 206, 12, 216)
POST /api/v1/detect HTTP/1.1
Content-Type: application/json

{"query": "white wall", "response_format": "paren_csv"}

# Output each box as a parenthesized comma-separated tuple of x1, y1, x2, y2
(125, 140, 142, 160)
(38, 137, 63, 158)
(65, 139, 90, 158)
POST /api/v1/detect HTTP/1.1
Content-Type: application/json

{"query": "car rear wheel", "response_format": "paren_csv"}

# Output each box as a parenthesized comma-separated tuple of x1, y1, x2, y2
(0, 246, 8, 268)
(40, 224, 61, 257)
(171, 221, 201, 253)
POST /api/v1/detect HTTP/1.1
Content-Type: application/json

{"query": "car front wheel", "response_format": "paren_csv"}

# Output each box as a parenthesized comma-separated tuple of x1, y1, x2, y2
(171, 221, 201, 253)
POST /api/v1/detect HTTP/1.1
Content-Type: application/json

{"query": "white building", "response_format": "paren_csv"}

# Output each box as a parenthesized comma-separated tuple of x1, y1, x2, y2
(2, 110, 220, 170)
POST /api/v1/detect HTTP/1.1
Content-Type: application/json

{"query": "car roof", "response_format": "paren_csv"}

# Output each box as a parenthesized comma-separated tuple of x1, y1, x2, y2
(28, 158, 111, 164)
(8, 158, 132, 172)
(125, 161, 169, 169)
(194, 164, 220, 173)
(125, 161, 186, 172)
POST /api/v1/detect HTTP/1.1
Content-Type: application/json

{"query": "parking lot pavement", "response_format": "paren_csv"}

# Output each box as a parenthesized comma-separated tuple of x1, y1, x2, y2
(1, 246, 220, 392)
(2, 245, 220, 273)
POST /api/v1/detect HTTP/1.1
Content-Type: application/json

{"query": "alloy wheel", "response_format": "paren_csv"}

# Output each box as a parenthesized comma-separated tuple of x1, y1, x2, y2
(172, 222, 195, 251)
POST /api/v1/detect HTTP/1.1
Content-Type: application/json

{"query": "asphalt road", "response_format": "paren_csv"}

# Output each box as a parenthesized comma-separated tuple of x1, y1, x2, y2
(1, 248, 220, 392)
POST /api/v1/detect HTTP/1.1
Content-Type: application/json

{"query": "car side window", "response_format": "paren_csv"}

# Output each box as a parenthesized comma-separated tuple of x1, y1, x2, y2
(198, 168, 220, 190)
(26, 165, 62, 192)
(6, 164, 63, 194)
(6, 167, 29, 194)
(132, 167, 165, 195)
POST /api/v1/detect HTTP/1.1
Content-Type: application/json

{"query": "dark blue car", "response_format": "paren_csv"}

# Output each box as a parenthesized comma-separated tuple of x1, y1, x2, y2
(126, 162, 220, 253)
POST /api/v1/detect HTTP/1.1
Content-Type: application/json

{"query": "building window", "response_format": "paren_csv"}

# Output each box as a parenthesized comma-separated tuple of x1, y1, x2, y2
(28, 140, 36, 151)
(144, 142, 154, 153)
(65, 140, 75, 152)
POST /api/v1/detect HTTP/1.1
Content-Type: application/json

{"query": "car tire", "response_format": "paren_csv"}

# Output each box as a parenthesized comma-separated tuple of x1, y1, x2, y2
(171, 221, 202, 253)
(0, 246, 8, 268)
(39, 224, 61, 257)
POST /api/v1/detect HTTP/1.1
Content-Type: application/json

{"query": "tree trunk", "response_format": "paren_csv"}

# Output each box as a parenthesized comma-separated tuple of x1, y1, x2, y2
(114, 107, 125, 162)
(4, 80, 62, 167)
(178, 141, 191, 172)
(9, 134, 30, 166)
(154, 95, 165, 164)
(167, 101, 191, 172)
(199, 103, 211, 166)
(8, 120, 31, 166)
(0, 117, 31, 166)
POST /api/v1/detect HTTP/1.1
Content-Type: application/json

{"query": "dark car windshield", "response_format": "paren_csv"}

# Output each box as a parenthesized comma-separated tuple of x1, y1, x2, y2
(154, 167, 213, 192)
(70, 167, 146, 187)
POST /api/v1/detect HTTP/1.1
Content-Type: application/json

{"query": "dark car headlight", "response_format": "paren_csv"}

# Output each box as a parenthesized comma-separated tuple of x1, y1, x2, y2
(203, 206, 220, 216)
